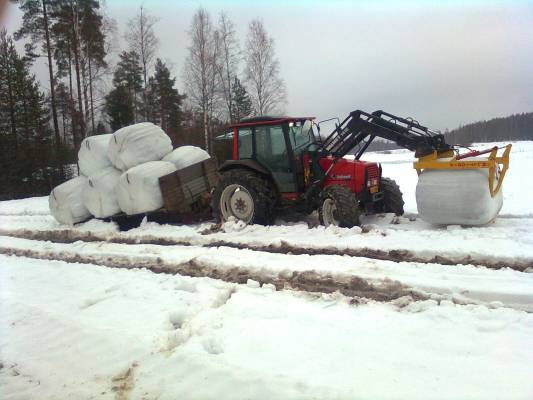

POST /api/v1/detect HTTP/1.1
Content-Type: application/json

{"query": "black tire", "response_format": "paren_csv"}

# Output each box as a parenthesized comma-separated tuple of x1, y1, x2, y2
(212, 169, 276, 225)
(318, 185, 361, 228)
(379, 177, 404, 215)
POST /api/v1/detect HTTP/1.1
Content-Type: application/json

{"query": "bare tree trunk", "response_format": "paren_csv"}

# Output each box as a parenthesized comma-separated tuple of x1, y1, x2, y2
(81, 58, 90, 134)
(88, 55, 95, 134)
(5, 59, 16, 137)
(71, 3, 85, 142)
(203, 109, 209, 153)
(67, 38, 78, 148)
(42, 0, 61, 145)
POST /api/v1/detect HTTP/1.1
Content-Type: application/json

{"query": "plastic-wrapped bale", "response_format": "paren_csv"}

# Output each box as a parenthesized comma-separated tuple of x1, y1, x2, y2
(116, 161, 177, 215)
(162, 146, 210, 170)
(107, 122, 173, 171)
(49, 176, 92, 225)
(82, 167, 122, 218)
(78, 134, 113, 177)
(416, 168, 503, 226)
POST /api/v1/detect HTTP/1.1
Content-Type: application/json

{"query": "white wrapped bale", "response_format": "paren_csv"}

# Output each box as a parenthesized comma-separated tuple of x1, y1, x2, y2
(116, 161, 177, 215)
(416, 168, 503, 226)
(162, 146, 210, 170)
(108, 122, 173, 171)
(49, 176, 92, 225)
(77, 134, 113, 177)
(82, 167, 122, 218)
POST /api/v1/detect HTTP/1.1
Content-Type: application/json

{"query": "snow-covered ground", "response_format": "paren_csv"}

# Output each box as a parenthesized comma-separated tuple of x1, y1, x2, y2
(2, 256, 532, 400)
(1, 141, 532, 399)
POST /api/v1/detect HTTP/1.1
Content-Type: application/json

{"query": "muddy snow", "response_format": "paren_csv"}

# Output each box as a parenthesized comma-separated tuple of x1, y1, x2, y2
(1, 141, 532, 399)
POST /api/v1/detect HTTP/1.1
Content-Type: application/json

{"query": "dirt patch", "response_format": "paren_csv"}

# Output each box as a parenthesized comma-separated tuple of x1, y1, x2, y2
(1, 228, 531, 272)
(111, 362, 138, 400)
(0, 245, 424, 303)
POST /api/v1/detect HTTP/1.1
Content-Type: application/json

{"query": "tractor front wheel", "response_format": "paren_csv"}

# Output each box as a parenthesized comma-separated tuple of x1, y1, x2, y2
(379, 177, 405, 215)
(319, 185, 361, 228)
(212, 169, 275, 225)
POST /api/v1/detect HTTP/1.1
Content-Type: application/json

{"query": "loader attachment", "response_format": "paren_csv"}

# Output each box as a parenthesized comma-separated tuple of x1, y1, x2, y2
(413, 144, 512, 225)
(413, 144, 511, 198)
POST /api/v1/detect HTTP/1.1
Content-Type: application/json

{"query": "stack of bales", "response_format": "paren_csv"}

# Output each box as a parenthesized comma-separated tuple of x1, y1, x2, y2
(49, 123, 210, 225)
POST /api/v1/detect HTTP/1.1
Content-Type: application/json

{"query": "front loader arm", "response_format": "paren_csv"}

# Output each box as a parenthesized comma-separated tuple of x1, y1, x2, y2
(317, 110, 452, 159)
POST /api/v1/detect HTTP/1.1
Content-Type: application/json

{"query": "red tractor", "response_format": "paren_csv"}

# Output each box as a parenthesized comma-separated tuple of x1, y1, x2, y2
(212, 110, 451, 227)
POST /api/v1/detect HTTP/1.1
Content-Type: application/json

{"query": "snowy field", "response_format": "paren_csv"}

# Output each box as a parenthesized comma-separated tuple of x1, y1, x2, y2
(1, 141, 532, 399)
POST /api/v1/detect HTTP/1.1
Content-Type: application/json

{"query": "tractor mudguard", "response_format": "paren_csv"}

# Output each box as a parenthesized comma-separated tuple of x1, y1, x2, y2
(219, 159, 271, 177)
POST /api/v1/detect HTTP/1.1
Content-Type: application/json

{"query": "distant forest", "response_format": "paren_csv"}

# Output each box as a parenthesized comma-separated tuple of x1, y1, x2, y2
(367, 112, 533, 151)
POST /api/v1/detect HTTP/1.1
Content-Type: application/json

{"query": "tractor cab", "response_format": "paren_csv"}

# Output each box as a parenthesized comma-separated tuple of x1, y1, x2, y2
(217, 116, 317, 194)
(212, 115, 396, 227)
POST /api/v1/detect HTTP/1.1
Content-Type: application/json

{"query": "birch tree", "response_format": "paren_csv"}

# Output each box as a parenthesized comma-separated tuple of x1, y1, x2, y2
(244, 19, 285, 115)
(183, 7, 220, 152)
(125, 5, 159, 119)
(216, 12, 239, 123)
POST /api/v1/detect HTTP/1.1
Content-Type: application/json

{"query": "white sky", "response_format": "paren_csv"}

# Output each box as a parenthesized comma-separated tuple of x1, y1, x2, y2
(4, 0, 533, 131)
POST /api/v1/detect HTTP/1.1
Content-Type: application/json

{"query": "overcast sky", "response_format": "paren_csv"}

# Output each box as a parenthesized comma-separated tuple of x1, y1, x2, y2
(4, 0, 533, 131)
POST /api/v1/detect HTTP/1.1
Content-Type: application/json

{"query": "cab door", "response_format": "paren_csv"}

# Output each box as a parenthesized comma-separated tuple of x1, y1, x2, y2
(253, 124, 296, 193)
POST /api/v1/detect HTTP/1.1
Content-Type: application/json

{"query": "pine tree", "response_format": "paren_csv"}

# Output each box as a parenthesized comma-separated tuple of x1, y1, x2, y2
(113, 50, 143, 122)
(0, 29, 66, 199)
(146, 59, 185, 137)
(231, 77, 252, 122)
(105, 85, 134, 131)
(13, 0, 61, 146)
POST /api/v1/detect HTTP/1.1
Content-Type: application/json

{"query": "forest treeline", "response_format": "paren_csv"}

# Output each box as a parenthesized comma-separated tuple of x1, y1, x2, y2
(1, 1, 532, 199)
(367, 112, 533, 152)
(1, 1, 285, 199)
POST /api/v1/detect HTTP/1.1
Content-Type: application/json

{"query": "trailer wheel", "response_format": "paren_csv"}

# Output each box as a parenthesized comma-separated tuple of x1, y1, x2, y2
(319, 185, 361, 228)
(212, 169, 276, 225)
(379, 177, 404, 215)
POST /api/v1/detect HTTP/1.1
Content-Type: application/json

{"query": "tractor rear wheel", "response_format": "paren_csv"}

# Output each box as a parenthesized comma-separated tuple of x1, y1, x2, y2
(319, 185, 361, 228)
(379, 177, 404, 215)
(212, 169, 276, 225)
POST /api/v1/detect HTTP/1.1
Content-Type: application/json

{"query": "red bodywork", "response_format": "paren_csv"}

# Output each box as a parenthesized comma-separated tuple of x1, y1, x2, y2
(228, 117, 381, 199)
(320, 157, 380, 194)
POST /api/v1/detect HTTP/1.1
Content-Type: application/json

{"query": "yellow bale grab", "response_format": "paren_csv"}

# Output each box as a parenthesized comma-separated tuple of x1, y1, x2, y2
(413, 144, 512, 198)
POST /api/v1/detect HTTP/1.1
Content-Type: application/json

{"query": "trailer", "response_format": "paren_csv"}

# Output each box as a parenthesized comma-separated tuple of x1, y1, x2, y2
(108, 158, 219, 230)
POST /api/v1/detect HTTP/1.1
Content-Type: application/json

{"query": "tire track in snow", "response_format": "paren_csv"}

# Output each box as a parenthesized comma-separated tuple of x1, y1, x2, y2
(0, 228, 531, 272)
(0, 241, 424, 303)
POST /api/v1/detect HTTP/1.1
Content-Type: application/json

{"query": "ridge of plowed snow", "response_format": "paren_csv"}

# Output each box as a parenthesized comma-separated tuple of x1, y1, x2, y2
(1, 235, 532, 311)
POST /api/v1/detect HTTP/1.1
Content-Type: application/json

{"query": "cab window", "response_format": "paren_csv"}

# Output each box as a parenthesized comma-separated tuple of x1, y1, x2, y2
(289, 120, 313, 153)
(238, 128, 253, 158)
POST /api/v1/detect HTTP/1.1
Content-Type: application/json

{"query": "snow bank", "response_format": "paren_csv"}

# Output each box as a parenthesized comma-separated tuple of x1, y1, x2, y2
(116, 161, 176, 215)
(77, 134, 113, 177)
(163, 146, 210, 170)
(49, 177, 91, 225)
(107, 122, 173, 171)
(82, 167, 122, 218)
(416, 168, 503, 225)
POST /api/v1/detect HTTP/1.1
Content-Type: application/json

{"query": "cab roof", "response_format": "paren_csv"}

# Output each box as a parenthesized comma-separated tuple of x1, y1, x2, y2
(229, 115, 315, 128)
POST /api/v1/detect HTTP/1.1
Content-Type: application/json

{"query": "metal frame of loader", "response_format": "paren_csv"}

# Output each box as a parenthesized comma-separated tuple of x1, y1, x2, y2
(300, 110, 455, 210)
(307, 109, 510, 200)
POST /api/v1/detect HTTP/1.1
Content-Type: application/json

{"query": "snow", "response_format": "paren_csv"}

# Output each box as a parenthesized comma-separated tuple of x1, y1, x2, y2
(1, 140, 532, 399)
(0, 196, 50, 216)
(2, 234, 532, 310)
(1, 255, 532, 399)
